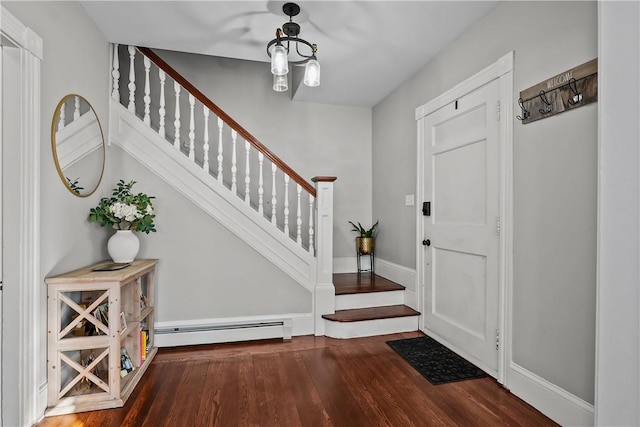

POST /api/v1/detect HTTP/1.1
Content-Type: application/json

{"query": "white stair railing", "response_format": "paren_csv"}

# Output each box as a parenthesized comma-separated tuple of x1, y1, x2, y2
(112, 44, 318, 252)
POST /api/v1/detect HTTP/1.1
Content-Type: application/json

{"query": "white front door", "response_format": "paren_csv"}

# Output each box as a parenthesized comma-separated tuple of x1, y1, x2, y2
(420, 78, 501, 376)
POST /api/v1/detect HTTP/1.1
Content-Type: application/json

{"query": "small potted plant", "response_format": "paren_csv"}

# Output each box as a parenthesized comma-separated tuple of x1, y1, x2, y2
(348, 220, 378, 255)
(89, 180, 156, 263)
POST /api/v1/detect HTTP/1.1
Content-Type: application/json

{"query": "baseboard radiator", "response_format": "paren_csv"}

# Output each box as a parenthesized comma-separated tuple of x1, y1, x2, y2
(154, 319, 293, 347)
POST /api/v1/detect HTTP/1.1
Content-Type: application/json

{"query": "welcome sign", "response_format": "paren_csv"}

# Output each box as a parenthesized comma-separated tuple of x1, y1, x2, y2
(518, 58, 597, 124)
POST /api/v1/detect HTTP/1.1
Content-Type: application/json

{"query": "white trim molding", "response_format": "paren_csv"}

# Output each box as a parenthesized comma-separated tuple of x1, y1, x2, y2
(55, 110, 103, 170)
(0, 8, 43, 60)
(508, 362, 594, 426)
(0, 6, 43, 426)
(313, 177, 336, 336)
(415, 51, 513, 120)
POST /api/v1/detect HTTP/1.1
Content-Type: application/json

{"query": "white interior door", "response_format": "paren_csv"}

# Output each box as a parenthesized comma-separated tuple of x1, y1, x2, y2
(420, 79, 501, 376)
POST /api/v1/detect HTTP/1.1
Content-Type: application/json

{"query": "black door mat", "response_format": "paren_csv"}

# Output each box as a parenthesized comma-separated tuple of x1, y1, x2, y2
(387, 335, 488, 385)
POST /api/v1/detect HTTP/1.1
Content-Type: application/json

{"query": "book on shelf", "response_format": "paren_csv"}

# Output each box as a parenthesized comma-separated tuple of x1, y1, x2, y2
(140, 330, 147, 364)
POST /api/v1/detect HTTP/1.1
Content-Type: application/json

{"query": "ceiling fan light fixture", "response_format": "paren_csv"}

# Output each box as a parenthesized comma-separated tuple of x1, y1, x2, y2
(273, 74, 289, 92)
(303, 56, 320, 87)
(266, 2, 320, 91)
(270, 43, 289, 76)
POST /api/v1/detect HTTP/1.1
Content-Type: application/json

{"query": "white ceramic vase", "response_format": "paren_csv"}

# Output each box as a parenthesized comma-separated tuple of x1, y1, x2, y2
(107, 230, 140, 263)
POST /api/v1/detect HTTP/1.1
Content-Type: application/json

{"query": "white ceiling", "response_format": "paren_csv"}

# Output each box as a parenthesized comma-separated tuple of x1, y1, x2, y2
(81, 1, 498, 107)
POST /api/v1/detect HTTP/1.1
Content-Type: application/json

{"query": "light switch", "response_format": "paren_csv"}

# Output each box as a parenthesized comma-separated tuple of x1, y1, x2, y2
(405, 195, 415, 206)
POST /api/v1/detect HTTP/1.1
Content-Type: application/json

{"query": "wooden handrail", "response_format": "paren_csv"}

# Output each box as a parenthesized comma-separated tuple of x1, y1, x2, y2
(137, 46, 316, 197)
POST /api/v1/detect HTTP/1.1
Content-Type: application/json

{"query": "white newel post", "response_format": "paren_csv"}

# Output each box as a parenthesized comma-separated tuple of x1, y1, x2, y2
(312, 176, 337, 336)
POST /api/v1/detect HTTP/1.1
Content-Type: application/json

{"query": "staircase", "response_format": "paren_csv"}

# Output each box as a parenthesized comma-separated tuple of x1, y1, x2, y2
(324, 273, 420, 338)
(108, 44, 418, 340)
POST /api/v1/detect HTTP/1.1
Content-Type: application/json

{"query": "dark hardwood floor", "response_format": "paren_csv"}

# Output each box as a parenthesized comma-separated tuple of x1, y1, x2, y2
(37, 332, 557, 427)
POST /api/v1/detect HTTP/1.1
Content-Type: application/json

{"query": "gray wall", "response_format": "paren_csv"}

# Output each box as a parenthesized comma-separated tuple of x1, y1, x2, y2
(3, 1, 111, 424)
(109, 145, 312, 322)
(372, 1, 597, 404)
(3, 1, 111, 268)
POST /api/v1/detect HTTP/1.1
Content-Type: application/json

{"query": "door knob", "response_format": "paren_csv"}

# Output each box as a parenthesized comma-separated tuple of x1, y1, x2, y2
(422, 239, 431, 246)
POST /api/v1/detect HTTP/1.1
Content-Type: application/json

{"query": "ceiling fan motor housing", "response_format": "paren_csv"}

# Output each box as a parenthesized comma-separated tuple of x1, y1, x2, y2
(282, 2, 301, 18)
(282, 21, 301, 37)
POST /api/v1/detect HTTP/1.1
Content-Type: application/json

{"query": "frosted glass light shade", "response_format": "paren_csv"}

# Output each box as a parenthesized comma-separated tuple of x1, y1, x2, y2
(270, 45, 289, 76)
(273, 74, 288, 92)
(303, 58, 320, 87)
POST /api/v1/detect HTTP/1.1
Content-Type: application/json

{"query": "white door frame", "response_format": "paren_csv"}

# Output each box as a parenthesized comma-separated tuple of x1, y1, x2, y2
(0, 7, 43, 426)
(415, 51, 513, 385)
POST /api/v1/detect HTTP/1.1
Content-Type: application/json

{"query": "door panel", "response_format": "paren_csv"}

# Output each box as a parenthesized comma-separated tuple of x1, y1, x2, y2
(433, 248, 487, 339)
(434, 139, 486, 225)
(422, 79, 500, 375)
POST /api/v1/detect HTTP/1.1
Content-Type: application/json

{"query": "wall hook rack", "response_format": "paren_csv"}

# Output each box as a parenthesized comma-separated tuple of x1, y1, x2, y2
(538, 90, 553, 114)
(516, 98, 530, 121)
(515, 58, 597, 124)
(567, 78, 583, 105)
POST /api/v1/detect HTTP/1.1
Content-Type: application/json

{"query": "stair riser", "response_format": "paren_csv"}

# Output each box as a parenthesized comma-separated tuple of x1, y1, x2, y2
(335, 290, 404, 311)
(324, 316, 420, 339)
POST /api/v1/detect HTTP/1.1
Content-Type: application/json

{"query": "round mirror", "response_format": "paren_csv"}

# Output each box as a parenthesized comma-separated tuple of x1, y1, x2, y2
(51, 94, 105, 197)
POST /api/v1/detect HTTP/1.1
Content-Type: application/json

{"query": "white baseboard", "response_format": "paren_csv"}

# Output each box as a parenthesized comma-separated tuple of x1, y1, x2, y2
(508, 362, 594, 426)
(374, 258, 418, 309)
(155, 313, 313, 347)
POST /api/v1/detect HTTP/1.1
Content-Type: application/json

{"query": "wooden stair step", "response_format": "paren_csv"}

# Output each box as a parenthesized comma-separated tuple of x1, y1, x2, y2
(333, 273, 405, 295)
(322, 305, 420, 323)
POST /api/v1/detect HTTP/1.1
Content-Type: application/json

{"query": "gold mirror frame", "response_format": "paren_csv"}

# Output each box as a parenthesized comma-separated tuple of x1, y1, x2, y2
(51, 94, 105, 197)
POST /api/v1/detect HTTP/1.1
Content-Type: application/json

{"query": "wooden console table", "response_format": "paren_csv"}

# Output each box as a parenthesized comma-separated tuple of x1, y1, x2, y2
(45, 259, 158, 415)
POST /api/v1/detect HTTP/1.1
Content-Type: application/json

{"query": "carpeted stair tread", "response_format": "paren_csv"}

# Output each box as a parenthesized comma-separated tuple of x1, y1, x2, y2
(333, 273, 405, 295)
(322, 304, 420, 322)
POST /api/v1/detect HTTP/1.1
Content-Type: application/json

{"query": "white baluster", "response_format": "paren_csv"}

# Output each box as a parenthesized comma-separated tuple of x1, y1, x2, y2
(188, 94, 195, 161)
(284, 175, 290, 236)
(73, 96, 80, 120)
(58, 102, 66, 129)
(158, 70, 166, 138)
(173, 82, 181, 149)
(203, 108, 210, 171)
(309, 194, 315, 255)
(231, 130, 238, 193)
(217, 117, 223, 182)
(127, 46, 136, 113)
(244, 141, 251, 204)
(296, 184, 302, 245)
(111, 44, 120, 100)
(271, 164, 277, 224)
(258, 153, 264, 215)
(143, 56, 151, 126)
